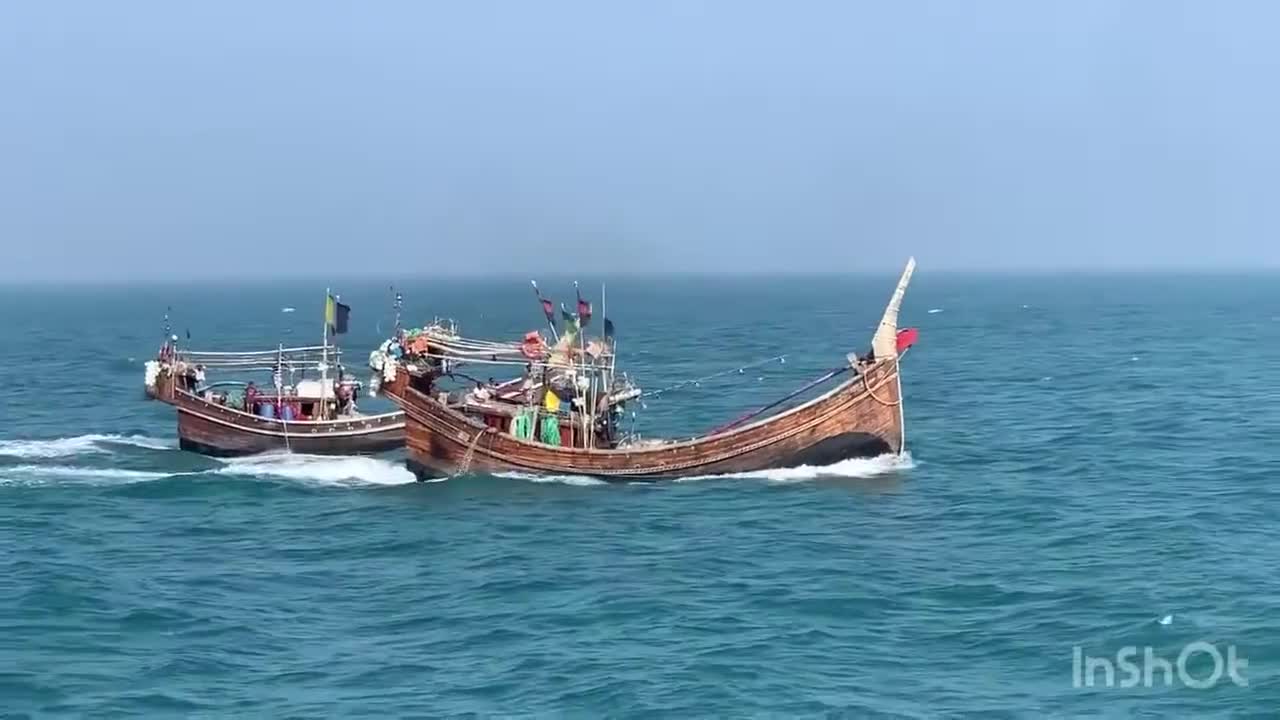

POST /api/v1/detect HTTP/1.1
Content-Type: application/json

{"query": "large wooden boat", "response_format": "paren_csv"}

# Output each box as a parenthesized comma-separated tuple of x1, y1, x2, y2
(376, 259, 918, 481)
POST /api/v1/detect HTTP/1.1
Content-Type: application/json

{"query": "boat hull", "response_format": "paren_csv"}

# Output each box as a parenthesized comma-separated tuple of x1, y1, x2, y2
(175, 405, 405, 457)
(384, 358, 904, 481)
(150, 371, 405, 457)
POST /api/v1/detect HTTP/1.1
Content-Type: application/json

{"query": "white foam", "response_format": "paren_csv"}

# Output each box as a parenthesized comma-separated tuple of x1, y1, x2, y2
(927, 308, 944, 314)
(0, 464, 177, 486)
(493, 453, 914, 486)
(0, 434, 173, 459)
(493, 471, 606, 486)
(215, 453, 416, 487)
(678, 452, 916, 484)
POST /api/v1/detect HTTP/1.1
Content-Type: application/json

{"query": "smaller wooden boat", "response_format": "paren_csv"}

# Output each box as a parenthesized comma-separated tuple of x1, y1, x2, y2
(145, 294, 404, 457)
(145, 345, 405, 456)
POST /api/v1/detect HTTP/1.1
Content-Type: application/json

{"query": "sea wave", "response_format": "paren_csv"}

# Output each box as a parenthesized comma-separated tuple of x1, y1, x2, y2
(214, 453, 416, 487)
(0, 434, 173, 459)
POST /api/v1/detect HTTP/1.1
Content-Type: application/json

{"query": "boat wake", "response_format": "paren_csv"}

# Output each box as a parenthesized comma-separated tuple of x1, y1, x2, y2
(679, 452, 916, 484)
(214, 453, 416, 487)
(489, 453, 915, 486)
(0, 434, 173, 459)
(0, 464, 183, 486)
(493, 471, 607, 487)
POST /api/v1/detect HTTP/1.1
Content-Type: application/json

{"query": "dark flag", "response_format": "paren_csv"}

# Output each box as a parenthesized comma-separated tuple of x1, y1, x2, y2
(603, 317, 615, 338)
(185, 328, 191, 340)
(531, 280, 557, 329)
(326, 295, 351, 335)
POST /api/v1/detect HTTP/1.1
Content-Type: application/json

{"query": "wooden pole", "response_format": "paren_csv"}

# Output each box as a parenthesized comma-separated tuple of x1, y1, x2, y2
(531, 280, 559, 342)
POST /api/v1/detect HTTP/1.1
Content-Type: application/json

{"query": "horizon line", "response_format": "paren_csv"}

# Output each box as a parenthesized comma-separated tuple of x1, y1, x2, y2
(2, 265, 1280, 288)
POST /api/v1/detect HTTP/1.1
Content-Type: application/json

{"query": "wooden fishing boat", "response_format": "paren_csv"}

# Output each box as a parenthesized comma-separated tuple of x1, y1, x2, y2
(145, 346, 405, 456)
(144, 294, 405, 457)
(375, 259, 918, 481)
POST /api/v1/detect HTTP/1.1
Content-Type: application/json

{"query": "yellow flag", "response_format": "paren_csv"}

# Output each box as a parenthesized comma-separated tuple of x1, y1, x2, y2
(543, 389, 561, 413)
(324, 295, 336, 329)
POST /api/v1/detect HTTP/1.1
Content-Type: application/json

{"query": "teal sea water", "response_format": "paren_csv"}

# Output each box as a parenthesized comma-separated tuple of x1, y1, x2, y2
(2, 273, 1277, 717)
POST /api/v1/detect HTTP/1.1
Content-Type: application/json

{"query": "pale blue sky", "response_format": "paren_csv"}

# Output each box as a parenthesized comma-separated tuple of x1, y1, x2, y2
(2, 1, 1276, 281)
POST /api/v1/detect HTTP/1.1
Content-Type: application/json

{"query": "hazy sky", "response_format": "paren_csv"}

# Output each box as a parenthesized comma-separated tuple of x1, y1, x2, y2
(2, 1, 1276, 281)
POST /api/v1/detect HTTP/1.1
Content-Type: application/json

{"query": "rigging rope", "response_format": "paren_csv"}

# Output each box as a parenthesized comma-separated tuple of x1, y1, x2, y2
(639, 355, 787, 400)
(453, 427, 491, 477)
(709, 364, 849, 434)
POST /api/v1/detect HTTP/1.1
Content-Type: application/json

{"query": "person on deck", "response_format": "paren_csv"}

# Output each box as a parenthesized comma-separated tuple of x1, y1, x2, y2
(244, 382, 258, 413)
(336, 383, 354, 416)
(469, 382, 492, 403)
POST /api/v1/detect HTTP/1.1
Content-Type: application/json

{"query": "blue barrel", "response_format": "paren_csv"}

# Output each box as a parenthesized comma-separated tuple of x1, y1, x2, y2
(257, 403, 277, 419)
(280, 404, 295, 421)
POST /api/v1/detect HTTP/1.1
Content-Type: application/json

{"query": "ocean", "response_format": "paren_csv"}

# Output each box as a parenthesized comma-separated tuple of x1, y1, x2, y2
(1, 272, 1277, 718)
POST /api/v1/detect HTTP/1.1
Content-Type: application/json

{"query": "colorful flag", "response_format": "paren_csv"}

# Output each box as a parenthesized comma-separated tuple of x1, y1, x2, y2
(895, 327, 919, 353)
(560, 306, 579, 330)
(541, 298, 556, 324)
(325, 295, 351, 335)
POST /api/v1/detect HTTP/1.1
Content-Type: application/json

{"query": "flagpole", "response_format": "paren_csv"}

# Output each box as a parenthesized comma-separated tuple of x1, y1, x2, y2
(392, 286, 403, 335)
(575, 282, 593, 448)
(601, 282, 610, 393)
(531, 280, 559, 341)
(321, 288, 330, 420)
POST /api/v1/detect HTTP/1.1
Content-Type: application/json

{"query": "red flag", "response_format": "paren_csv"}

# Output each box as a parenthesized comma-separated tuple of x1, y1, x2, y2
(540, 298, 555, 323)
(896, 327, 919, 353)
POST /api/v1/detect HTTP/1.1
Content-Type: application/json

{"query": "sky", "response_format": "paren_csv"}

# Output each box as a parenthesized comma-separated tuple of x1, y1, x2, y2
(1, 1, 1277, 282)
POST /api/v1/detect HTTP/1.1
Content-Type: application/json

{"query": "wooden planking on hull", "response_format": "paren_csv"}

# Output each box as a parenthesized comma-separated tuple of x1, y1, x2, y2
(176, 408, 405, 457)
